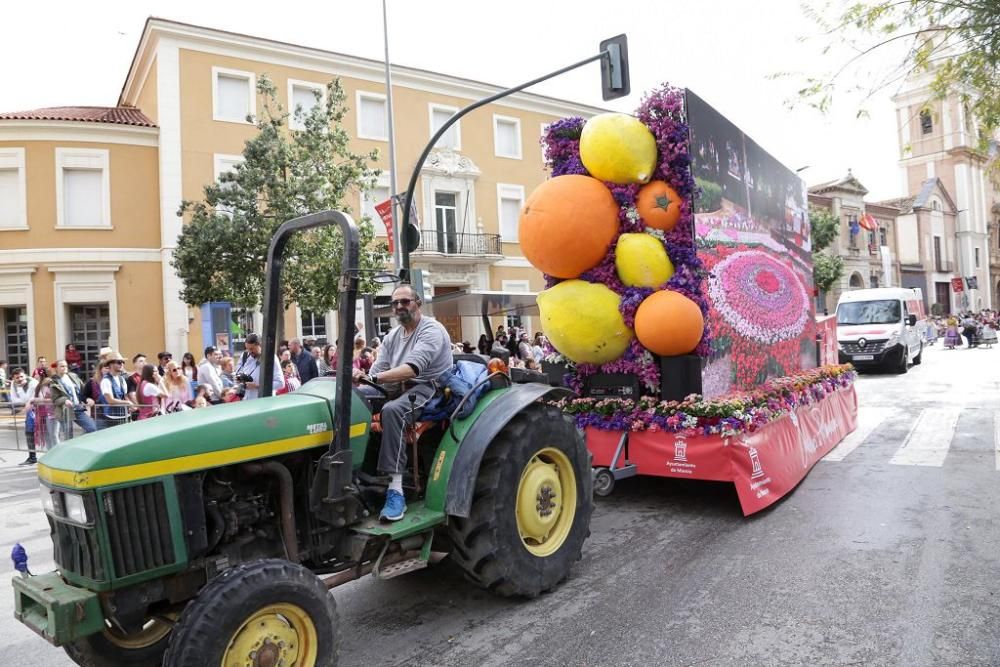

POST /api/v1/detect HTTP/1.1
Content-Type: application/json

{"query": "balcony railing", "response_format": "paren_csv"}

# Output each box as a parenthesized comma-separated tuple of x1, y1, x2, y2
(415, 231, 502, 256)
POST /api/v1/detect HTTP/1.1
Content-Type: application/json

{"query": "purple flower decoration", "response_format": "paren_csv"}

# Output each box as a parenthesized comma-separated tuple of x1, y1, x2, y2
(538, 84, 712, 397)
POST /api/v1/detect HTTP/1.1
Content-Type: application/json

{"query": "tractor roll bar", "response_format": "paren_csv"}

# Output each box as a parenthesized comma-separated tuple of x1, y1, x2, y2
(261, 210, 360, 457)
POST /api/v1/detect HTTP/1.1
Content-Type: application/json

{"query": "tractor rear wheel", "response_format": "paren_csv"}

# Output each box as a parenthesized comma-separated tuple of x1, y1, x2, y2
(447, 403, 593, 598)
(163, 559, 338, 667)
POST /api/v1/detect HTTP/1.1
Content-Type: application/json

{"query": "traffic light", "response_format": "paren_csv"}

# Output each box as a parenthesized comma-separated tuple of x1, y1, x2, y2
(600, 34, 630, 101)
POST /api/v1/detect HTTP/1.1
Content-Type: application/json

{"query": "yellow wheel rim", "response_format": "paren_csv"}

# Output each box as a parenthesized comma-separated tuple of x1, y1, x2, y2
(222, 603, 318, 667)
(515, 447, 577, 557)
(102, 613, 176, 649)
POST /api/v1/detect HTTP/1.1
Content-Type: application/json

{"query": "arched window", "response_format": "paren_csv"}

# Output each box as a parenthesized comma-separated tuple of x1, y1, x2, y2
(849, 273, 865, 288)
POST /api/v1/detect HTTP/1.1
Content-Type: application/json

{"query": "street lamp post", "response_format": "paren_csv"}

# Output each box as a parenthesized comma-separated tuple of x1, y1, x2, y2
(396, 35, 631, 282)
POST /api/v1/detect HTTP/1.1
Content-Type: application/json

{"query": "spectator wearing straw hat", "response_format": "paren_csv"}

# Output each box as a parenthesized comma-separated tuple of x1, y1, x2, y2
(97, 350, 130, 430)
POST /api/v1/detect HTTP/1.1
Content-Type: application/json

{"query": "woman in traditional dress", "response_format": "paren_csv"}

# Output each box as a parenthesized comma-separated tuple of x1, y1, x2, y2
(944, 316, 962, 349)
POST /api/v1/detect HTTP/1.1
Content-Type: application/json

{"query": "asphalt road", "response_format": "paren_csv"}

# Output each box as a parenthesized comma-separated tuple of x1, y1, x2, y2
(2, 341, 999, 666)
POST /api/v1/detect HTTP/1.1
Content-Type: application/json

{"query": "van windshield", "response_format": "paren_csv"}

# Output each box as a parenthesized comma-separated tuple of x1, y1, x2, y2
(836, 300, 902, 325)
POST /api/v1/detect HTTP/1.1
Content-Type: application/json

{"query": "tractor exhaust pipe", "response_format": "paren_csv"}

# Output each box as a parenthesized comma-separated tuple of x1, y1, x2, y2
(240, 461, 299, 563)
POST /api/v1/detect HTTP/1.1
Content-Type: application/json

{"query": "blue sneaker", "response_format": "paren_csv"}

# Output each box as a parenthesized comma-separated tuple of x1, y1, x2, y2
(380, 489, 406, 521)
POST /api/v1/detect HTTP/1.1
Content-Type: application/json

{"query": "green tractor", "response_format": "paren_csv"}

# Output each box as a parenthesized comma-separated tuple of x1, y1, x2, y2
(13, 210, 592, 667)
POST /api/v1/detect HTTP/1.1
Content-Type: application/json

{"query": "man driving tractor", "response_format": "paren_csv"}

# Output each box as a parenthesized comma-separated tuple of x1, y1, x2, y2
(352, 283, 452, 521)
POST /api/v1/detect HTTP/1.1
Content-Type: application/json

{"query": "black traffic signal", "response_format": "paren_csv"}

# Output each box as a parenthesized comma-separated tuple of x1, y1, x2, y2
(600, 34, 630, 101)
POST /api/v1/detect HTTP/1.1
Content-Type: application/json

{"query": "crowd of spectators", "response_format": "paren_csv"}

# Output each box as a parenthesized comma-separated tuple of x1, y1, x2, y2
(0, 323, 545, 465)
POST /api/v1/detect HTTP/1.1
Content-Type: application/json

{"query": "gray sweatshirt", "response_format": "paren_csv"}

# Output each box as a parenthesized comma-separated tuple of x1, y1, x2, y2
(371, 316, 452, 383)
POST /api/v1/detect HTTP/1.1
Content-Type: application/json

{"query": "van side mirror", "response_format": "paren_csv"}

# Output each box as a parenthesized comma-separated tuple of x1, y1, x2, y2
(907, 314, 917, 326)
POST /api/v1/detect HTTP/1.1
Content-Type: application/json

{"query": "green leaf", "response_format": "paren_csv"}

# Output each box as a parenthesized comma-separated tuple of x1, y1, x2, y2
(173, 74, 390, 312)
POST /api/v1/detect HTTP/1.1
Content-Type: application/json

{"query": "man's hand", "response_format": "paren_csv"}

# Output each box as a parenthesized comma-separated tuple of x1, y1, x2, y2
(351, 367, 366, 384)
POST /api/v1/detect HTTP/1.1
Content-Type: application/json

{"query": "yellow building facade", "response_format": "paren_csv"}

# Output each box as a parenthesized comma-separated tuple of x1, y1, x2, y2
(1, 18, 605, 372)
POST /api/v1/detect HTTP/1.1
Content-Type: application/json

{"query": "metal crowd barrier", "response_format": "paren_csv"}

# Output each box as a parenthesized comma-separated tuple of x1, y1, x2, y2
(0, 398, 146, 452)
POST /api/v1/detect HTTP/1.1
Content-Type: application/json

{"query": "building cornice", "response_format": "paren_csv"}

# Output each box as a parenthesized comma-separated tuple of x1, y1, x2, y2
(0, 248, 162, 264)
(0, 120, 158, 147)
(121, 17, 612, 119)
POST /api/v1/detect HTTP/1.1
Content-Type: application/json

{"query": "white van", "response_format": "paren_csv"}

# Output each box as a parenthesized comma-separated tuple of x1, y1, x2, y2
(836, 287, 926, 373)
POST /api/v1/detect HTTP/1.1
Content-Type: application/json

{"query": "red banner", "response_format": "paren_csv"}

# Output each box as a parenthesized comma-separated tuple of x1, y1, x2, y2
(586, 385, 858, 515)
(952, 277, 965, 292)
(374, 199, 394, 254)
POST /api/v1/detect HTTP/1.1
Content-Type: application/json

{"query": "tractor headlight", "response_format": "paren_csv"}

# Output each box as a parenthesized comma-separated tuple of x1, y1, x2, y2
(39, 484, 54, 515)
(63, 492, 89, 524)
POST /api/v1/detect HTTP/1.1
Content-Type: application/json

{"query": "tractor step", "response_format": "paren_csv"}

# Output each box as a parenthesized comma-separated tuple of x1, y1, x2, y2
(353, 499, 446, 540)
(375, 557, 429, 580)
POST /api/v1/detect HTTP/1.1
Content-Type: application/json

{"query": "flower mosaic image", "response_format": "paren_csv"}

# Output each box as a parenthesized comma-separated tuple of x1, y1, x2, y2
(707, 250, 810, 345)
(687, 89, 816, 395)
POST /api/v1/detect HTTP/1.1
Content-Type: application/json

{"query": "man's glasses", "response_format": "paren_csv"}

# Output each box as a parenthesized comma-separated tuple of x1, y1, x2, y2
(391, 298, 414, 307)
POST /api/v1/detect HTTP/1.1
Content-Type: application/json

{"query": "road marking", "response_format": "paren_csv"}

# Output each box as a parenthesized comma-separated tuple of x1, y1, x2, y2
(889, 408, 961, 467)
(824, 407, 894, 462)
(0, 489, 37, 500)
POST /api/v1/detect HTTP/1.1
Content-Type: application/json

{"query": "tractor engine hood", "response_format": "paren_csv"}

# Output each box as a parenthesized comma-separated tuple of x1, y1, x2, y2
(37, 379, 370, 490)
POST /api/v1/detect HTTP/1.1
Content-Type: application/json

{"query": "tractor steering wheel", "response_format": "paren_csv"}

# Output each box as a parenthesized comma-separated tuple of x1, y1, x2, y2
(358, 376, 389, 397)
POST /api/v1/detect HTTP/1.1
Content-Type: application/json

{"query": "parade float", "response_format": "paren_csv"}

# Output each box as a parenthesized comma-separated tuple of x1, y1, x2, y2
(526, 85, 858, 514)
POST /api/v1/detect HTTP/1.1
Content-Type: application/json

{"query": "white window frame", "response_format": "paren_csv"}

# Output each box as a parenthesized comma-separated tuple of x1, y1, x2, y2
(55, 147, 111, 229)
(212, 66, 256, 124)
(0, 147, 27, 230)
(356, 90, 388, 141)
(361, 172, 392, 238)
(287, 79, 326, 131)
(214, 153, 244, 218)
(496, 183, 525, 243)
(493, 114, 522, 159)
(428, 103, 461, 150)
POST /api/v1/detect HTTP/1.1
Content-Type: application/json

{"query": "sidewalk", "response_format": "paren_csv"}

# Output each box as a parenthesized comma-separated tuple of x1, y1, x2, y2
(0, 421, 30, 454)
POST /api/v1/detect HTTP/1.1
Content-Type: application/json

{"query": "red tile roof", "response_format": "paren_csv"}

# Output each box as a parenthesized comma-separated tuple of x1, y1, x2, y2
(0, 106, 155, 128)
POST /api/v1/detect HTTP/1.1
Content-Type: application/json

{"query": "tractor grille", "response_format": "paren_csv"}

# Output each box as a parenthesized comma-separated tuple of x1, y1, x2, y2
(841, 339, 887, 354)
(103, 482, 175, 577)
(49, 515, 105, 581)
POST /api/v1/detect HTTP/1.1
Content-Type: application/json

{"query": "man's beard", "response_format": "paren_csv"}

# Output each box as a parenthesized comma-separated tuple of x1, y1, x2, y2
(396, 310, 413, 325)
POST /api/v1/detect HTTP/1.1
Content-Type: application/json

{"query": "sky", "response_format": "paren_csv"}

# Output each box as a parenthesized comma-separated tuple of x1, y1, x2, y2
(1, 0, 914, 201)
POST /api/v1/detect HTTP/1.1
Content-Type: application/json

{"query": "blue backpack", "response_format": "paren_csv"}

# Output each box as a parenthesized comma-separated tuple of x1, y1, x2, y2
(421, 361, 490, 422)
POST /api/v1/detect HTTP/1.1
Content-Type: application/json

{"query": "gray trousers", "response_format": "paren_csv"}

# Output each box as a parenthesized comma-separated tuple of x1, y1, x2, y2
(374, 383, 436, 475)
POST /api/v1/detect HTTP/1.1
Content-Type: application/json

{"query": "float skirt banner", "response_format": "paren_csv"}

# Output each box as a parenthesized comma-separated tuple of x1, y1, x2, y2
(585, 385, 857, 515)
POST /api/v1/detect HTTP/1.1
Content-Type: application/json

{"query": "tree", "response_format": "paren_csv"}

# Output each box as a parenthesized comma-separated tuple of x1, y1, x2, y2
(810, 206, 844, 304)
(809, 205, 840, 253)
(792, 1, 1000, 153)
(172, 75, 389, 315)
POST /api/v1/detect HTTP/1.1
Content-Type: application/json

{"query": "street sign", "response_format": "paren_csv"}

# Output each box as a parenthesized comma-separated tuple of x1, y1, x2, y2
(600, 34, 630, 101)
(374, 199, 394, 254)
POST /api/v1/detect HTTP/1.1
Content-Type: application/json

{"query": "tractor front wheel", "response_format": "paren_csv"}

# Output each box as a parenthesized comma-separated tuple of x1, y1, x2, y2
(63, 615, 175, 667)
(448, 404, 593, 597)
(163, 559, 338, 667)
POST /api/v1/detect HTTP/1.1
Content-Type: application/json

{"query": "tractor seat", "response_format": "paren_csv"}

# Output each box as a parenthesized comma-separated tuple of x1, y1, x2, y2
(370, 413, 444, 443)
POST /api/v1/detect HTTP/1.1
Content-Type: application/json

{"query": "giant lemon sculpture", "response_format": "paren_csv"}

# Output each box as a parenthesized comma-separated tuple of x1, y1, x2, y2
(615, 233, 675, 288)
(538, 280, 633, 364)
(579, 112, 657, 185)
(519, 175, 619, 279)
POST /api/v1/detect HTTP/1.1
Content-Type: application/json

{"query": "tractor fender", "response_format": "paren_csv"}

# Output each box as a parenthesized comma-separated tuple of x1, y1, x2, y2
(444, 383, 574, 518)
